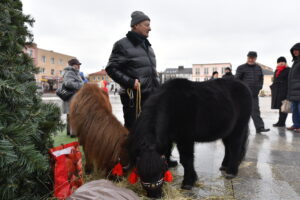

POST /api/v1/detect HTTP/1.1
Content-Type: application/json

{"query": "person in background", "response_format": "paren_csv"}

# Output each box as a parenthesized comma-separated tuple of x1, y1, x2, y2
(211, 71, 219, 80)
(287, 43, 300, 133)
(236, 51, 270, 134)
(270, 57, 290, 127)
(79, 71, 88, 83)
(222, 67, 234, 79)
(63, 58, 84, 137)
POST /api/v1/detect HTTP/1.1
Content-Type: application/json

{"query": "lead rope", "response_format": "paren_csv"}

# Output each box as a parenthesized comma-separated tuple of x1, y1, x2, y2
(127, 82, 142, 119)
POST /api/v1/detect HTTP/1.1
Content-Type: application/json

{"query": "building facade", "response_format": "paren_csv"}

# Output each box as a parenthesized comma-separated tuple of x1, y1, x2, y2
(88, 69, 120, 92)
(258, 63, 273, 96)
(25, 43, 75, 91)
(192, 63, 232, 82)
(161, 66, 192, 84)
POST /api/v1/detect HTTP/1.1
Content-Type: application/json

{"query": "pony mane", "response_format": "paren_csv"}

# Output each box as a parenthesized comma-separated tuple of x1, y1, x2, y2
(70, 83, 129, 173)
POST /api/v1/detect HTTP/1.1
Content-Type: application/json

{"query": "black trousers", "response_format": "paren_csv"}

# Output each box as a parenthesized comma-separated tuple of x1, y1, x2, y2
(67, 114, 70, 135)
(120, 92, 150, 130)
(251, 96, 265, 131)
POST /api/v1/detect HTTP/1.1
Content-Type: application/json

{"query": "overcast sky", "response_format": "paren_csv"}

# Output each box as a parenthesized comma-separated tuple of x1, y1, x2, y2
(23, 0, 300, 75)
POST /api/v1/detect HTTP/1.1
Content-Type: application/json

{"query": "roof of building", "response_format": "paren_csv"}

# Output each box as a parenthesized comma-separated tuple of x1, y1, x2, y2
(89, 69, 107, 76)
(192, 63, 232, 66)
(164, 66, 192, 74)
(257, 63, 274, 75)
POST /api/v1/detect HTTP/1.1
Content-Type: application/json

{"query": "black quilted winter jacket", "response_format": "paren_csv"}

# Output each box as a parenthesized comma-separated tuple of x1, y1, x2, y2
(287, 43, 300, 101)
(106, 31, 159, 94)
(235, 63, 264, 97)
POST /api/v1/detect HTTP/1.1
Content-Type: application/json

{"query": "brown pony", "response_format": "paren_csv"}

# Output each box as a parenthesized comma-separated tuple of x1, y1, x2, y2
(69, 83, 129, 174)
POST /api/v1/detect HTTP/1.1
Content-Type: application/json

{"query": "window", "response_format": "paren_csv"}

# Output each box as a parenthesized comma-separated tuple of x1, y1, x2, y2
(51, 69, 55, 75)
(222, 67, 225, 74)
(42, 56, 46, 63)
(40, 68, 45, 74)
(204, 68, 209, 74)
(97, 76, 100, 81)
(195, 68, 200, 75)
(27, 49, 33, 57)
(59, 59, 63, 65)
(50, 57, 55, 64)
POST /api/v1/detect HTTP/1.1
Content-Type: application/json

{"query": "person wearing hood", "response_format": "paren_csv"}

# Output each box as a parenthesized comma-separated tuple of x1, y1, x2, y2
(287, 43, 300, 133)
(236, 51, 270, 134)
(106, 11, 177, 168)
(222, 67, 234, 79)
(62, 58, 84, 137)
(270, 57, 290, 127)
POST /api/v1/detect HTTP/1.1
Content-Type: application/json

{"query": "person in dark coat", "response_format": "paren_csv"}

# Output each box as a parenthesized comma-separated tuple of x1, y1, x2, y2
(236, 51, 270, 134)
(106, 11, 160, 130)
(270, 57, 290, 127)
(222, 67, 234, 79)
(106, 11, 177, 168)
(211, 71, 219, 80)
(287, 43, 300, 133)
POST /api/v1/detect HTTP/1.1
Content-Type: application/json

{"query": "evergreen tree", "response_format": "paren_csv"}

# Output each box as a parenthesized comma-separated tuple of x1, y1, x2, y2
(0, 0, 63, 199)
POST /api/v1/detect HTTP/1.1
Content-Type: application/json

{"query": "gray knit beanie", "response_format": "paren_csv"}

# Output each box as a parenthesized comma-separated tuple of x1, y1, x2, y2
(130, 11, 150, 27)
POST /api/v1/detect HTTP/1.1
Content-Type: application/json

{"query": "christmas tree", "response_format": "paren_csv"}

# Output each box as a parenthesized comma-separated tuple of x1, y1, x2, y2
(0, 0, 63, 199)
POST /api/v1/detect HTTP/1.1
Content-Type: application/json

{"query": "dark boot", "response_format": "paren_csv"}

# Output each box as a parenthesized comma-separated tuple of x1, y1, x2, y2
(167, 159, 178, 168)
(277, 110, 288, 126)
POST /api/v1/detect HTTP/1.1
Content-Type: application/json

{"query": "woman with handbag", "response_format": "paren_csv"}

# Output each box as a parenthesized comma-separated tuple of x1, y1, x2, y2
(62, 58, 84, 137)
(270, 57, 290, 127)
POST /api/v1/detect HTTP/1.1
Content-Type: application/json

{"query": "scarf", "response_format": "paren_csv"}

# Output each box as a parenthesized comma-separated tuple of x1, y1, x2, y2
(275, 65, 286, 78)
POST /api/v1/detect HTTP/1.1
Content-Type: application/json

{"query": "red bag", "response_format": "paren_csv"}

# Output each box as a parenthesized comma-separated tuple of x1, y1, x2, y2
(49, 142, 83, 199)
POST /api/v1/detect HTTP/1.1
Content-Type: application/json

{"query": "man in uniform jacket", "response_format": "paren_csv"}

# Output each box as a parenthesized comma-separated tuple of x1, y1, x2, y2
(287, 43, 300, 133)
(270, 57, 290, 127)
(236, 51, 270, 134)
(106, 11, 160, 130)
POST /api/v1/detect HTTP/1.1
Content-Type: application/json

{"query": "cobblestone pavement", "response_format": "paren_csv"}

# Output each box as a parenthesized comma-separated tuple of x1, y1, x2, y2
(44, 95, 300, 199)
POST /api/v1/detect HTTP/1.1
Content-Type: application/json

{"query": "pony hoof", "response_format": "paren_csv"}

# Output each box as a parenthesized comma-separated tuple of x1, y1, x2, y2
(222, 172, 236, 179)
(219, 166, 227, 171)
(167, 160, 178, 168)
(181, 184, 193, 190)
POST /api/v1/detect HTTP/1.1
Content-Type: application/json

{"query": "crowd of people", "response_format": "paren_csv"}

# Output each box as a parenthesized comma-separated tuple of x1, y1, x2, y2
(210, 46, 300, 134)
(59, 10, 300, 137)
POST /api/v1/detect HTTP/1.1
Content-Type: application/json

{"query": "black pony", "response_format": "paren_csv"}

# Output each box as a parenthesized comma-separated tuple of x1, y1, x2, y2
(128, 78, 252, 198)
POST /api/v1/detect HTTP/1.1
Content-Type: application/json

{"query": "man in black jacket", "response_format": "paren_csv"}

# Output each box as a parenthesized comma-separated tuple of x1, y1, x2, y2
(236, 51, 270, 134)
(106, 11, 160, 130)
(222, 67, 234, 79)
(287, 43, 300, 133)
(106, 11, 178, 167)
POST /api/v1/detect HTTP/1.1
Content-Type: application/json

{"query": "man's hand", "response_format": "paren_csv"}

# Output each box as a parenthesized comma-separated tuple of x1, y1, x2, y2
(134, 79, 140, 90)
